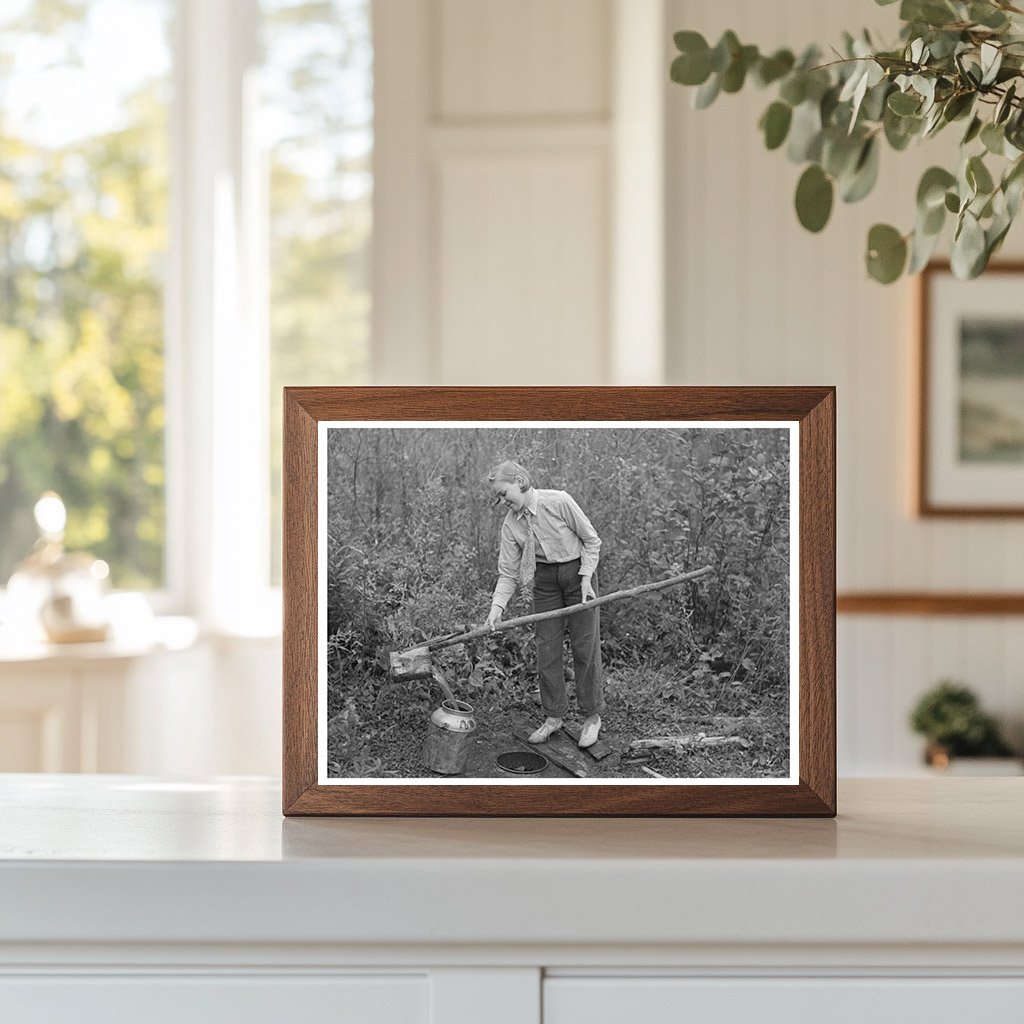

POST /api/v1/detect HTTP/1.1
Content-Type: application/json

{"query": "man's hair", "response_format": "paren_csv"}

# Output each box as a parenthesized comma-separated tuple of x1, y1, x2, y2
(487, 459, 531, 489)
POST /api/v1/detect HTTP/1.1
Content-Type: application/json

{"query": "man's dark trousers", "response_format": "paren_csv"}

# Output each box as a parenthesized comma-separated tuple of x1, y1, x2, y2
(532, 558, 603, 719)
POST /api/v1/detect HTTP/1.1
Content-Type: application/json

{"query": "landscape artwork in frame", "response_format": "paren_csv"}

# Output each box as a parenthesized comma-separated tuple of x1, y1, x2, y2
(282, 388, 836, 817)
(918, 262, 1024, 516)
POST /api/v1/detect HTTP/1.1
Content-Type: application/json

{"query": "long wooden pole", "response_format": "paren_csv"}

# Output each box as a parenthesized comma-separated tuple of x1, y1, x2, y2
(409, 566, 714, 655)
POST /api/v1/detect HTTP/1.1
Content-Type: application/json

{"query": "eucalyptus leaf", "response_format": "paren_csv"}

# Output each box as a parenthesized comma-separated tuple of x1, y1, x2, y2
(694, 73, 721, 109)
(1006, 172, 1024, 218)
(995, 82, 1017, 124)
(962, 115, 983, 145)
(760, 101, 793, 150)
(927, 30, 962, 60)
(710, 31, 740, 73)
(674, 29, 707, 53)
(842, 137, 880, 203)
(754, 49, 795, 87)
(795, 164, 834, 232)
(861, 80, 892, 122)
(922, 103, 946, 137)
(920, 199, 946, 235)
(981, 122, 1005, 155)
(1003, 157, 1024, 216)
(970, 2, 1009, 30)
(884, 106, 920, 150)
(958, 159, 978, 206)
(980, 42, 1002, 86)
(866, 223, 907, 283)
(944, 190, 960, 213)
(888, 91, 921, 115)
(671, 37, 713, 87)
(942, 92, 974, 122)
(986, 212, 1012, 259)
(779, 74, 807, 106)
(913, 75, 936, 111)
(840, 65, 871, 131)
(917, 166, 957, 210)
(721, 45, 759, 93)
(801, 68, 833, 103)
(903, 0, 958, 28)
(822, 129, 864, 178)
(957, 57, 982, 89)
(908, 221, 942, 273)
(839, 63, 869, 104)
(820, 85, 841, 126)
(951, 211, 986, 278)
(795, 44, 824, 73)
(787, 101, 824, 162)
(967, 154, 995, 195)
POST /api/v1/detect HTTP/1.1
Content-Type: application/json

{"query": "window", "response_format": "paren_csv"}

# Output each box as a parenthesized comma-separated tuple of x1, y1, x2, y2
(0, 0, 373, 616)
(0, 0, 172, 589)
(261, 0, 373, 581)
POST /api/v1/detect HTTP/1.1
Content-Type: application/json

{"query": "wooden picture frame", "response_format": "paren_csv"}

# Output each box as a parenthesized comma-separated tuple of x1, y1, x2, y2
(917, 261, 1024, 517)
(283, 387, 835, 816)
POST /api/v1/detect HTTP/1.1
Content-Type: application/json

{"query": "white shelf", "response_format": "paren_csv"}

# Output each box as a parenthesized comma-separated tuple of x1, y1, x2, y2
(2, 775, 1022, 1020)
(0, 776, 1022, 949)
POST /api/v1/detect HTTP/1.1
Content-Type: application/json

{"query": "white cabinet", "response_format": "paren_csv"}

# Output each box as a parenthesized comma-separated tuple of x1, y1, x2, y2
(0, 975, 429, 1024)
(0, 638, 211, 773)
(1, 777, 1022, 1023)
(0, 627, 281, 776)
(544, 977, 1024, 1024)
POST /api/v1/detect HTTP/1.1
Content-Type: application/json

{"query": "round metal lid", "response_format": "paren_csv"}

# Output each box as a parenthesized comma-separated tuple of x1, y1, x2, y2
(495, 750, 548, 775)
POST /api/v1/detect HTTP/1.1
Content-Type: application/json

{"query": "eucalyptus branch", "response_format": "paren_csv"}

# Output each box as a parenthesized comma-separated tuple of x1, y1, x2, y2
(670, 2, 1024, 283)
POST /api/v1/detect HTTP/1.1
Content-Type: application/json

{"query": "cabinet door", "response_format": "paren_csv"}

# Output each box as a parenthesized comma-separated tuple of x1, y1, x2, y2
(544, 977, 1024, 1023)
(0, 974, 428, 1024)
(0, 672, 82, 771)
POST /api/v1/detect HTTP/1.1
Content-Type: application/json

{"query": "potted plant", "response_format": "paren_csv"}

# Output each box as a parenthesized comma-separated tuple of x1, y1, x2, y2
(909, 679, 1019, 772)
(670, 0, 1024, 283)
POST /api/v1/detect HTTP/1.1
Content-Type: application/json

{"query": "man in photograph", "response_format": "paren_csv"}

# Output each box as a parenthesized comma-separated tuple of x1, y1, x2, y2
(485, 460, 605, 748)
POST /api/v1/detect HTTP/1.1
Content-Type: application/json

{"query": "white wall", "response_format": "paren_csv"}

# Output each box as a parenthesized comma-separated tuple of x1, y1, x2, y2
(373, 0, 666, 386)
(665, 0, 1024, 772)
(171, 0, 1021, 779)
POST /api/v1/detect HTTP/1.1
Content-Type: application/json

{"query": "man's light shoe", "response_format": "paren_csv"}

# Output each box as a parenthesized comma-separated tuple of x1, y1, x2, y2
(578, 714, 601, 749)
(528, 717, 563, 743)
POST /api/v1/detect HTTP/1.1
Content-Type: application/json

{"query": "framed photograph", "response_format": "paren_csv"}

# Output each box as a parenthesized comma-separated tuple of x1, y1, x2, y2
(917, 261, 1024, 516)
(283, 387, 835, 816)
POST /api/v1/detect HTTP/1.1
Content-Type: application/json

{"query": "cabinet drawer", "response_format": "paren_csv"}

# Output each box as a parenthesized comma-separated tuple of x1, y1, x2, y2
(544, 977, 1024, 1024)
(0, 974, 427, 1024)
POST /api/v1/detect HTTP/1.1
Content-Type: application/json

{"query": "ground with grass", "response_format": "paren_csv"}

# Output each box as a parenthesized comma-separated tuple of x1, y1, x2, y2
(327, 660, 789, 780)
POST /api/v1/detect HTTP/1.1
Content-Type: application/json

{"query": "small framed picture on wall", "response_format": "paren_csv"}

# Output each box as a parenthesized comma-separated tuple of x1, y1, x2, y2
(918, 261, 1024, 516)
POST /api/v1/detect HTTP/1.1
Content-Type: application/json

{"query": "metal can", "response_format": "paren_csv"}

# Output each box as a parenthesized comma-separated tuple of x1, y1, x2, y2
(422, 698, 477, 775)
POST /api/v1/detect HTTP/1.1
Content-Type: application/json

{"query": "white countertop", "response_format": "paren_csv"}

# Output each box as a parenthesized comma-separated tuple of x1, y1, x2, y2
(1, 776, 1022, 949)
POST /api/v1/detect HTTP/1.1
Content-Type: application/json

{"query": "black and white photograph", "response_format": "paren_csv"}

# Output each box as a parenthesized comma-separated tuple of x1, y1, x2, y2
(319, 422, 797, 784)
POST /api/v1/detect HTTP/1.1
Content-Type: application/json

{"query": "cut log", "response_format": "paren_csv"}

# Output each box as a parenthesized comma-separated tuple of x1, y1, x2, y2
(630, 734, 752, 751)
(674, 716, 763, 729)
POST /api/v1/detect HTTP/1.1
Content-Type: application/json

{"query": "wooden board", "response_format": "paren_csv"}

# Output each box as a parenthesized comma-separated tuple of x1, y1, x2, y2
(562, 722, 615, 761)
(512, 723, 592, 778)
